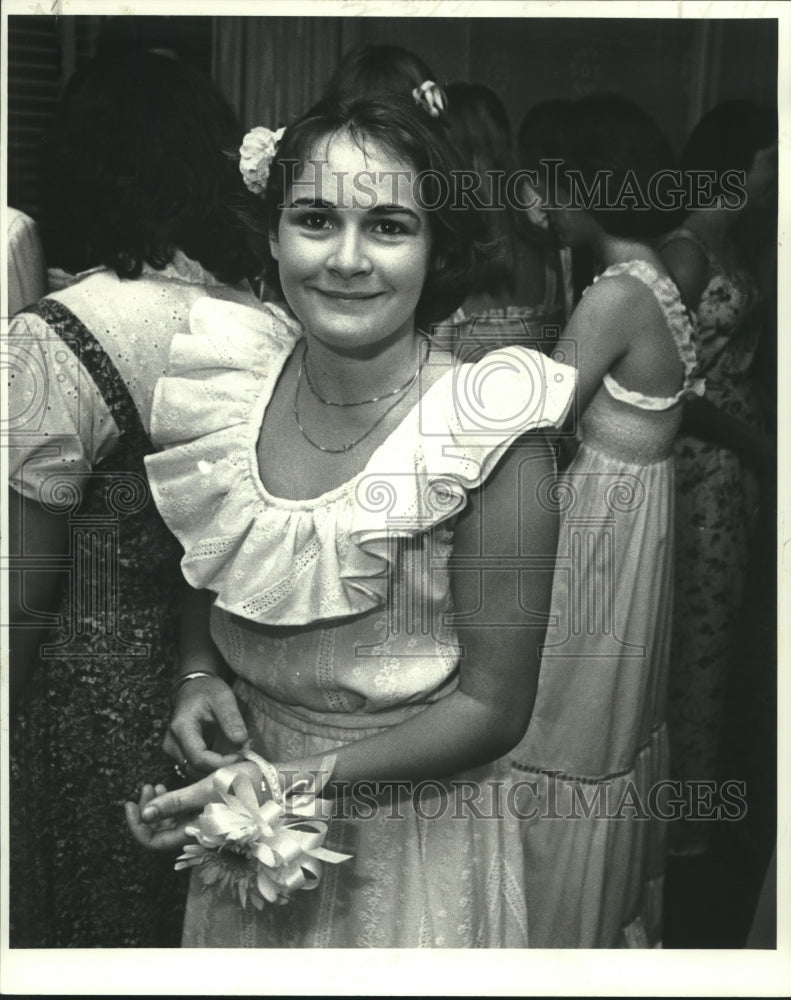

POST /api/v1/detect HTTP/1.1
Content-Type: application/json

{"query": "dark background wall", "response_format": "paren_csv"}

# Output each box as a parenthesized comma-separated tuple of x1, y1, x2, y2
(349, 15, 776, 154)
(7, 14, 778, 219)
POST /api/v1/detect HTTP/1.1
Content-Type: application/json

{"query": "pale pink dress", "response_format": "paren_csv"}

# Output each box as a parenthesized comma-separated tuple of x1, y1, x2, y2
(146, 297, 576, 948)
(509, 259, 703, 947)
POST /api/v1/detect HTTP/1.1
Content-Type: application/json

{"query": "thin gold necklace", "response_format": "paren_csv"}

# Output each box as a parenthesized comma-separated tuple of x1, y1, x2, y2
(304, 349, 424, 406)
(293, 341, 428, 454)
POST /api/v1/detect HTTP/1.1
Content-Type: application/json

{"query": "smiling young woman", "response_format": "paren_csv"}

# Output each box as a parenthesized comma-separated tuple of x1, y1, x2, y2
(260, 131, 439, 495)
(125, 93, 577, 948)
(271, 134, 432, 355)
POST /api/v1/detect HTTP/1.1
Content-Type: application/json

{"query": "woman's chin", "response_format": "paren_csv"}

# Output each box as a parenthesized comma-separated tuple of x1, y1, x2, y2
(304, 320, 419, 356)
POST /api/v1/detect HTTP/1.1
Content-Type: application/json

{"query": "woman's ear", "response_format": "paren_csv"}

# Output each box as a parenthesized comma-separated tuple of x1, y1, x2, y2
(269, 229, 280, 262)
(429, 250, 448, 276)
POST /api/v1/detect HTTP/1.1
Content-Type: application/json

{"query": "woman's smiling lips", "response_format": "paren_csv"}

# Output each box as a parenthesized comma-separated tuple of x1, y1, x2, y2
(310, 287, 384, 302)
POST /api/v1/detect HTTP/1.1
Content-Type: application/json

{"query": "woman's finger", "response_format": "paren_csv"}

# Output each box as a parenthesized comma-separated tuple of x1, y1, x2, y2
(172, 707, 245, 773)
(163, 730, 184, 763)
(126, 800, 155, 848)
(125, 799, 197, 852)
(171, 710, 219, 773)
(214, 687, 249, 746)
(139, 771, 217, 823)
(140, 760, 260, 824)
(166, 720, 240, 775)
(187, 746, 245, 773)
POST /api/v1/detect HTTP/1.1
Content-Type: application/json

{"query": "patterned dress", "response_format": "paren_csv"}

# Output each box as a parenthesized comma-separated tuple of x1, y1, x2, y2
(509, 259, 702, 947)
(7, 255, 265, 947)
(660, 228, 765, 855)
(438, 248, 573, 362)
(145, 297, 576, 947)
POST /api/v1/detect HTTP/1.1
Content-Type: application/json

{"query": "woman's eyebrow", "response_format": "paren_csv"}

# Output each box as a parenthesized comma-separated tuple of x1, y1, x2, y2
(286, 197, 334, 209)
(368, 204, 421, 219)
(286, 197, 422, 221)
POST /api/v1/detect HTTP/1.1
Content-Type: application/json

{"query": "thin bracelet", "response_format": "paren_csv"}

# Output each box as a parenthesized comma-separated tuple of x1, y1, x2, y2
(169, 670, 218, 712)
(241, 747, 285, 806)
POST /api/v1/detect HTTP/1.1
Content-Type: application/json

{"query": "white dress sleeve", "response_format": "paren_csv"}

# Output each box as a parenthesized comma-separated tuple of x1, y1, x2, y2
(6, 308, 119, 502)
(7, 208, 48, 316)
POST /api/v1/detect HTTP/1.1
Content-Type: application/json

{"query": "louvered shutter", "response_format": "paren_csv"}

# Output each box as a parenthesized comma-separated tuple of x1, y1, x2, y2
(7, 15, 212, 220)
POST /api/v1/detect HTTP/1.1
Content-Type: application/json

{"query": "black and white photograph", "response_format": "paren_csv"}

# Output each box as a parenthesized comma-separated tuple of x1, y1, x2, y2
(1, 0, 788, 994)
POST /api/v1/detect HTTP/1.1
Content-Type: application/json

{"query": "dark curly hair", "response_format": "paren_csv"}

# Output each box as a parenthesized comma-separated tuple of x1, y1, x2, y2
(40, 50, 265, 284)
(517, 93, 679, 239)
(444, 81, 518, 296)
(263, 93, 491, 330)
(681, 100, 777, 199)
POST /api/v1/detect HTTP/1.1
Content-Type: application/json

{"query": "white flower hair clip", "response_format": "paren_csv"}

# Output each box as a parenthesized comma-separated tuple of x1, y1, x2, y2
(239, 125, 286, 195)
(412, 80, 446, 119)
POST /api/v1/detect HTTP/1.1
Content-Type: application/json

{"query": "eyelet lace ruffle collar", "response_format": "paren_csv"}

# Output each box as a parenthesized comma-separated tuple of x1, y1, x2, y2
(145, 298, 576, 626)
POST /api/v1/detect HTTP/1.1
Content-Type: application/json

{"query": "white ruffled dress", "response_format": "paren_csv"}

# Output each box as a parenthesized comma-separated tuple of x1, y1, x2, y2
(509, 259, 703, 947)
(146, 298, 576, 948)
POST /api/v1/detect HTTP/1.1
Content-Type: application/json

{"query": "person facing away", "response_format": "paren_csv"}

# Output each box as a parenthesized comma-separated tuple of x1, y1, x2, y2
(124, 91, 577, 947)
(322, 42, 438, 103)
(517, 98, 587, 326)
(506, 92, 703, 947)
(658, 99, 777, 858)
(7, 48, 269, 947)
(443, 81, 563, 333)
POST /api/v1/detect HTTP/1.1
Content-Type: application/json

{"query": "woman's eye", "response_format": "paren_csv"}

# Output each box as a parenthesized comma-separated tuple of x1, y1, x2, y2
(299, 213, 330, 230)
(374, 220, 406, 236)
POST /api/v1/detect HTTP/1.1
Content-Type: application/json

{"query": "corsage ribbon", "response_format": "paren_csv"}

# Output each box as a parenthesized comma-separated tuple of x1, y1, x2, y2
(175, 749, 352, 908)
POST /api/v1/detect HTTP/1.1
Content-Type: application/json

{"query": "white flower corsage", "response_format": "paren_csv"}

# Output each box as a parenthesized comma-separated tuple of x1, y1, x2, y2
(175, 748, 351, 909)
(239, 125, 286, 195)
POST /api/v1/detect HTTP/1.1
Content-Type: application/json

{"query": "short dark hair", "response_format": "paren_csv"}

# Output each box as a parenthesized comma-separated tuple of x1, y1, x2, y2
(263, 93, 490, 330)
(517, 98, 574, 167)
(518, 93, 678, 239)
(445, 81, 516, 296)
(323, 44, 437, 102)
(40, 50, 264, 284)
(681, 100, 777, 198)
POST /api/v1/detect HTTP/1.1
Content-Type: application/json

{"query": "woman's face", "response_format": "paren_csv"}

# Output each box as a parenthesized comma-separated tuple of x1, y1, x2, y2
(270, 129, 432, 354)
(530, 178, 598, 249)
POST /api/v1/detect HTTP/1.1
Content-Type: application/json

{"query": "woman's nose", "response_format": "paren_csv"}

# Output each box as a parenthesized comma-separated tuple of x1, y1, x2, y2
(326, 227, 372, 278)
